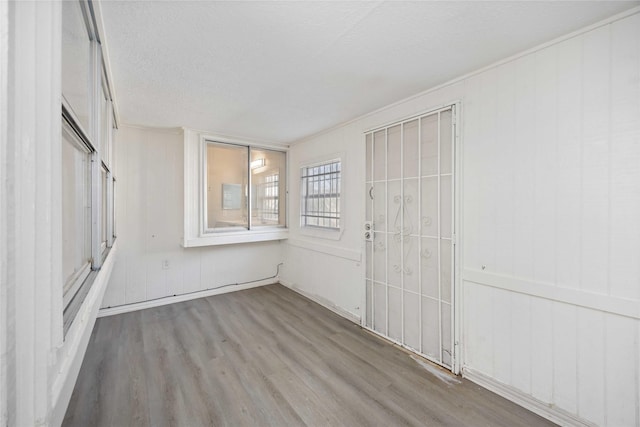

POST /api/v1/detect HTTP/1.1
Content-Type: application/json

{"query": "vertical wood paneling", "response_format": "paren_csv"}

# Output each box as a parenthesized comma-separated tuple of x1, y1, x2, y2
(509, 292, 531, 394)
(462, 74, 482, 271)
(492, 288, 512, 385)
(576, 307, 605, 425)
(609, 14, 640, 301)
(512, 54, 536, 280)
(581, 26, 610, 295)
(477, 69, 498, 272)
(530, 298, 553, 403)
(555, 36, 583, 291)
(552, 302, 577, 414)
(494, 62, 515, 276)
(605, 314, 638, 426)
(532, 46, 557, 285)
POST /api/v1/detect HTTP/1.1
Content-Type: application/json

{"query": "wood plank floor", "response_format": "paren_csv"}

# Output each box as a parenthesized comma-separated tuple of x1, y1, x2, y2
(64, 284, 555, 427)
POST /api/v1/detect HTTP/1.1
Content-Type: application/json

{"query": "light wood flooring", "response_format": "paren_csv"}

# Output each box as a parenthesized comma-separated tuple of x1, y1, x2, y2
(63, 284, 555, 426)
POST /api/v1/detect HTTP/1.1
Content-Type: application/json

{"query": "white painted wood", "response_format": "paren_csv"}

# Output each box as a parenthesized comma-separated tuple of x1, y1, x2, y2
(101, 126, 285, 309)
(463, 368, 594, 427)
(281, 10, 640, 426)
(99, 276, 276, 318)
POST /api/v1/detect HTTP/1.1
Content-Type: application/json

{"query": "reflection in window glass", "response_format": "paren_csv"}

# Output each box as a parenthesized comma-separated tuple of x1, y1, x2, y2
(251, 148, 286, 227)
(62, 0, 91, 131)
(61, 121, 92, 299)
(206, 143, 248, 230)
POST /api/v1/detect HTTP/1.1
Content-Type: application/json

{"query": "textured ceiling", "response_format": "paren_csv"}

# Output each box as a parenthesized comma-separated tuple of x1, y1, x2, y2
(101, 1, 638, 144)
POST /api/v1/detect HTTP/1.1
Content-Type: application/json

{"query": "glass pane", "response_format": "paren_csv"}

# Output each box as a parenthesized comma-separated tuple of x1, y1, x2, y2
(440, 175, 452, 237)
(373, 282, 386, 335)
(420, 114, 438, 176)
(421, 296, 439, 359)
(373, 232, 386, 284)
(101, 84, 110, 165)
(61, 123, 91, 291)
(387, 125, 401, 180)
(388, 287, 402, 342)
(365, 133, 372, 182)
(404, 292, 420, 351)
(421, 177, 438, 236)
(441, 239, 452, 303)
(387, 231, 401, 288)
(251, 148, 286, 227)
(62, 0, 91, 132)
(421, 237, 439, 298)
(373, 130, 385, 181)
(442, 302, 452, 366)
(403, 120, 419, 178)
(206, 143, 248, 230)
(403, 178, 418, 236)
(388, 180, 401, 233)
(404, 236, 419, 293)
(365, 280, 373, 328)
(101, 167, 107, 246)
(440, 110, 453, 174)
(372, 183, 386, 232)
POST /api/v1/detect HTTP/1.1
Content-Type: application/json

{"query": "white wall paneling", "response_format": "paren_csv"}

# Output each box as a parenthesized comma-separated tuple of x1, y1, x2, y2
(101, 126, 285, 310)
(281, 9, 640, 426)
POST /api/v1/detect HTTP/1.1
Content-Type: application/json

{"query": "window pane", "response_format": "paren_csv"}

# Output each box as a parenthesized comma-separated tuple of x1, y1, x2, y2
(61, 123, 91, 294)
(300, 160, 341, 230)
(101, 167, 108, 247)
(206, 143, 248, 231)
(62, 0, 91, 131)
(251, 148, 286, 227)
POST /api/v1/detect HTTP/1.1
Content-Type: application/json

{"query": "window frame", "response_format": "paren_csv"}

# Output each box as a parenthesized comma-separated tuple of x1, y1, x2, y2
(298, 154, 345, 240)
(61, 0, 117, 334)
(201, 139, 288, 234)
(182, 130, 289, 247)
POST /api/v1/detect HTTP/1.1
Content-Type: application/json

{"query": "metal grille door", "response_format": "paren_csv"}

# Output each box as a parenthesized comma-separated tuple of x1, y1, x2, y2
(364, 106, 456, 370)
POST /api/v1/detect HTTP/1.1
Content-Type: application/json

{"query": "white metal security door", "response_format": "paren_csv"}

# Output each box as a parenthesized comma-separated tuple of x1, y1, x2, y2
(364, 105, 457, 371)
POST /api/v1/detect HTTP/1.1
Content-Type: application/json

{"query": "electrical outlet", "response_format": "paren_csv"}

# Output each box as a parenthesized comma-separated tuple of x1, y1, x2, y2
(162, 260, 170, 269)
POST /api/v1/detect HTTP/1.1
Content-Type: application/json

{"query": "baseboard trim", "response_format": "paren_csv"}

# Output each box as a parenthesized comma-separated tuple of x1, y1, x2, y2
(462, 368, 595, 427)
(279, 279, 361, 325)
(98, 278, 277, 317)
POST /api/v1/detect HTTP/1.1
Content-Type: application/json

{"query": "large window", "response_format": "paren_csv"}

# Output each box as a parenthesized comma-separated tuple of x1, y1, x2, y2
(204, 141, 286, 232)
(61, 118, 92, 307)
(61, 0, 116, 329)
(300, 160, 341, 230)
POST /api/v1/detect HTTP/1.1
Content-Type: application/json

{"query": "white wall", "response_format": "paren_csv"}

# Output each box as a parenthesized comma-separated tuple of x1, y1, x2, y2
(101, 125, 284, 309)
(281, 10, 640, 426)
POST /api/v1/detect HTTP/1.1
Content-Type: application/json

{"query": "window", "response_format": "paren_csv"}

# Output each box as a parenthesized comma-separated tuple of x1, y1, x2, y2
(61, 118, 92, 308)
(300, 160, 341, 230)
(61, 0, 116, 331)
(205, 141, 286, 232)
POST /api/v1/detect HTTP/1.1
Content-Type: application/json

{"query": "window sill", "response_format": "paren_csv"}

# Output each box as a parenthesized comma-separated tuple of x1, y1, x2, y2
(299, 225, 343, 241)
(182, 228, 289, 247)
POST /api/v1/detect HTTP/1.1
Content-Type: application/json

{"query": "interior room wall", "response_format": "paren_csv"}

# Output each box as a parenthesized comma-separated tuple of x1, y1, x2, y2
(101, 126, 284, 309)
(280, 10, 640, 426)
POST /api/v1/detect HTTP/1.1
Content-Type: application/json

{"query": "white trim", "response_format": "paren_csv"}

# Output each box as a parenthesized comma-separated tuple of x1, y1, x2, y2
(287, 238, 361, 262)
(50, 241, 118, 427)
(90, 0, 119, 128)
(462, 368, 596, 427)
(290, 6, 640, 146)
(98, 278, 277, 318)
(279, 279, 361, 324)
(183, 229, 288, 248)
(463, 270, 640, 320)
